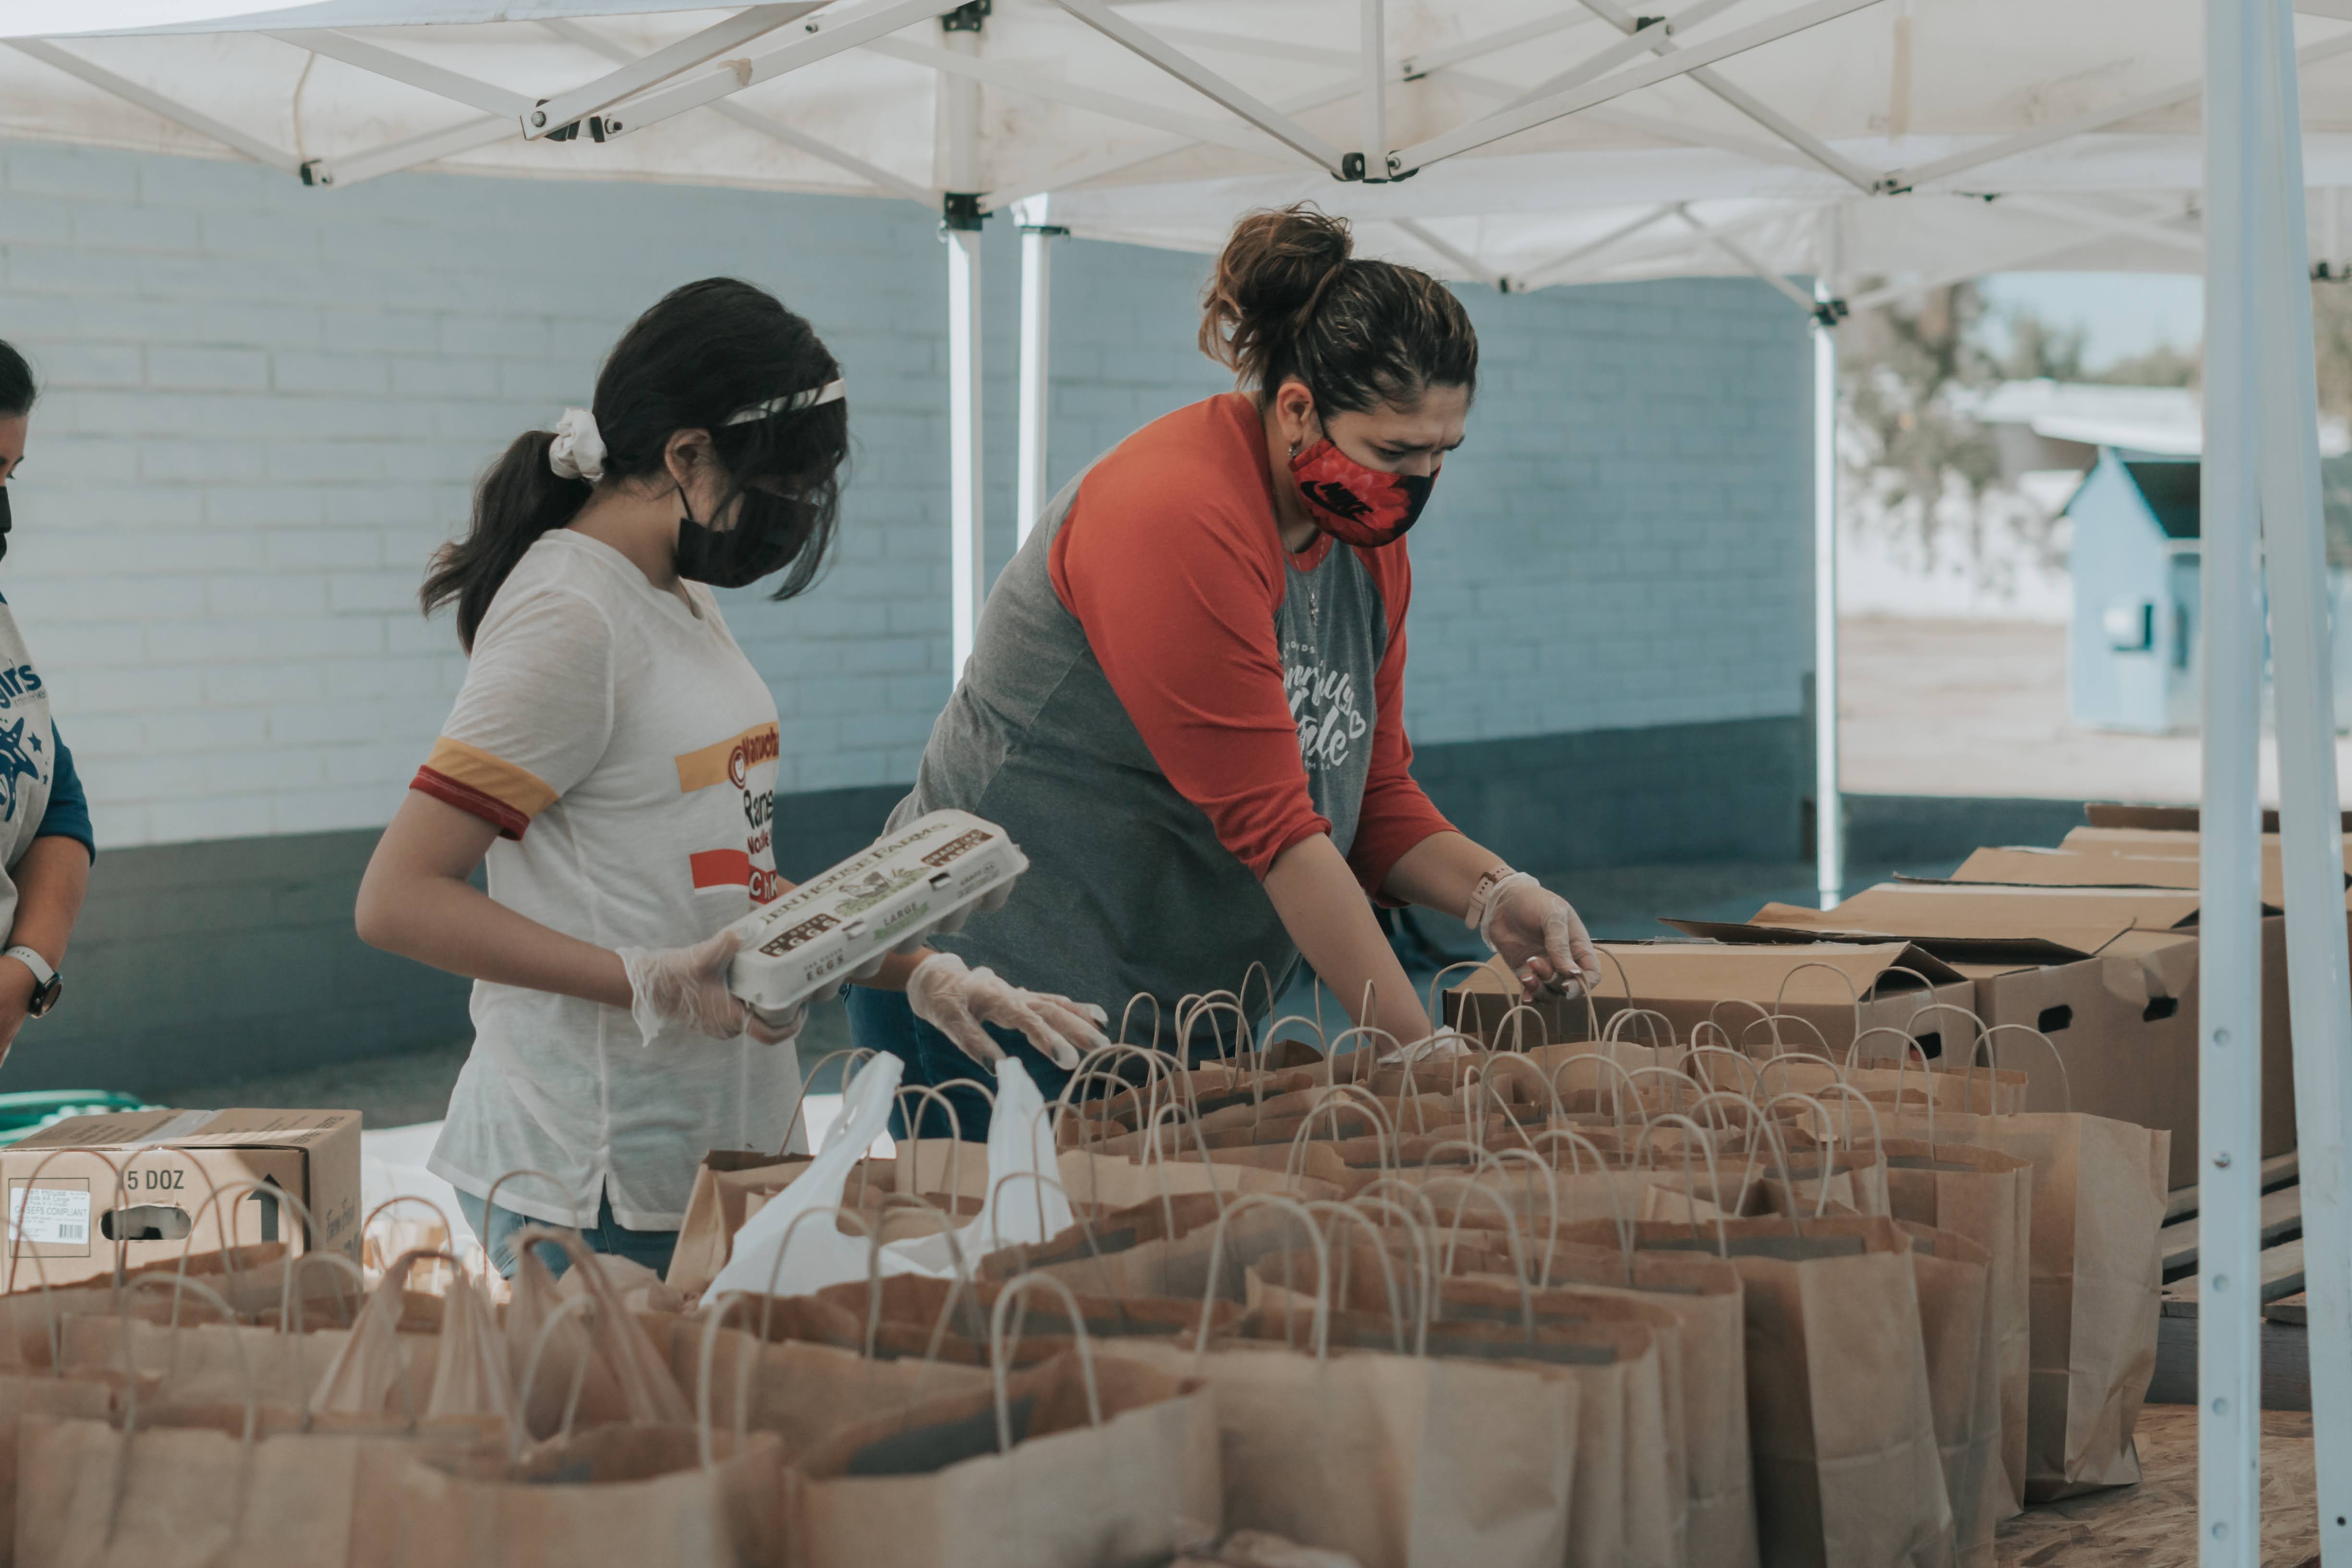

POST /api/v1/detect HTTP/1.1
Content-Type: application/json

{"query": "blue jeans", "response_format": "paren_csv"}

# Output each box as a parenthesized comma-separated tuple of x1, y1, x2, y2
(846, 985, 1077, 1142)
(455, 1190, 678, 1281)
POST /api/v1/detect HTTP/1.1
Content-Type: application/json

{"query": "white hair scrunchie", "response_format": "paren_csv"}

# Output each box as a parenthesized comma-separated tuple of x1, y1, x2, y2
(548, 407, 606, 483)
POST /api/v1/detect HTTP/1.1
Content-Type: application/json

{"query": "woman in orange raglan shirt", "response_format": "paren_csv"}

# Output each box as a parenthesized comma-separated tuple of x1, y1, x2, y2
(853, 207, 1604, 1137)
(355, 281, 1095, 1276)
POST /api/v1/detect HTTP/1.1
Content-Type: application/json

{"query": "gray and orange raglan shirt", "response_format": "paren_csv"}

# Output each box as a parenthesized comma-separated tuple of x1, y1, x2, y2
(889, 391, 1456, 1026)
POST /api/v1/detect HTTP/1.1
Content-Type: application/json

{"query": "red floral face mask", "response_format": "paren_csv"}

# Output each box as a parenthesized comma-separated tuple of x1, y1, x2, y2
(1288, 437, 1434, 548)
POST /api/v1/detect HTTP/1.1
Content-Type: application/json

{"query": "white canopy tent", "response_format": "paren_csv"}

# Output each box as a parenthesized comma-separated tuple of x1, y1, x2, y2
(0, 2, 2346, 1554)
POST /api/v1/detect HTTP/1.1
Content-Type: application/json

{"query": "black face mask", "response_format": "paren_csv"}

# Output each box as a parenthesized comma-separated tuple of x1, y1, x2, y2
(674, 486, 803, 589)
(0, 486, 12, 564)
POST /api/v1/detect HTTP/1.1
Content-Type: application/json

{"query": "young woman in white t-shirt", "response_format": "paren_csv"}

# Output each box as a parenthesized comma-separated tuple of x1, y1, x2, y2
(356, 280, 1104, 1276)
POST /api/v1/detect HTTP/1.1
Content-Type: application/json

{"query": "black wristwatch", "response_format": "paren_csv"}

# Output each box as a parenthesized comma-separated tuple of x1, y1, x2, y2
(6, 946, 61, 1018)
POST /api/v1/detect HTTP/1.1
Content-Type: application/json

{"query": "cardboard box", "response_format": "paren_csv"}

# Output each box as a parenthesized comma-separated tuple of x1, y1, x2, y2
(1674, 882, 2295, 1189)
(0, 1108, 360, 1288)
(1444, 938, 1980, 1061)
(2085, 802, 2352, 833)
(2047, 826, 2352, 908)
(1949, 845, 2299, 909)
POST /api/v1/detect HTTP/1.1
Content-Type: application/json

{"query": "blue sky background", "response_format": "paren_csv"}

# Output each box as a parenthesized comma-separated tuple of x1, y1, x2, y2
(1976, 272, 2203, 370)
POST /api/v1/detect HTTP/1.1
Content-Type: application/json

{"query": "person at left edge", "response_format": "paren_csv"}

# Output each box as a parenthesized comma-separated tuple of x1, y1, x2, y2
(355, 280, 1102, 1278)
(0, 340, 95, 1070)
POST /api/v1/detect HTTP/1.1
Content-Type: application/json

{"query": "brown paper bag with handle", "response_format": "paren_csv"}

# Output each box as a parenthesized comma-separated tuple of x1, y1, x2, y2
(1113, 1334, 1575, 1568)
(387, 1424, 783, 1568)
(14, 1268, 503, 1568)
(1876, 1139, 2032, 1517)
(789, 1274, 1222, 1568)
(1862, 1034, 2168, 1501)
(1895, 1222, 2001, 1568)
(0, 1373, 114, 1566)
(1249, 1257, 1682, 1568)
(977, 1190, 1317, 1303)
(1103, 1193, 1577, 1568)
(640, 1306, 988, 1462)
(1446, 1235, 1758, 1568)
(504, 1227, 692, 1438)
(1562, 1213, 1955, 1568)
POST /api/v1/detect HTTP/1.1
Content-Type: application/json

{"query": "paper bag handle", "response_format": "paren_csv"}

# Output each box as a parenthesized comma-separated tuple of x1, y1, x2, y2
(1416, 1174, 1535, 1338)
(1975, 1022, 2073, 1114)
(989, 1272, 1103, 1452)
(1771, 961, 1863, 1054)
(1633, 1112, 1734, 1255)
(1529, 1126, 1633, 1286)
(778, 1047, 879, 1158)
(1194, 1193, 1330, 1361)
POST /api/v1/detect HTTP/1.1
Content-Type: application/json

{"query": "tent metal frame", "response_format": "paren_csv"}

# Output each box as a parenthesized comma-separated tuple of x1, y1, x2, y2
(7, 9, 2351, 1549)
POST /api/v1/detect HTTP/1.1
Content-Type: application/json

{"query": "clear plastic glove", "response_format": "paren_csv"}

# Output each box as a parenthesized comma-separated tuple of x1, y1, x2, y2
(1479, 876, 1601, 1001)
(616, 930, 803, 1048)
(905, 951, 1111, 1072)
(1377, 1026, 1478, 1067)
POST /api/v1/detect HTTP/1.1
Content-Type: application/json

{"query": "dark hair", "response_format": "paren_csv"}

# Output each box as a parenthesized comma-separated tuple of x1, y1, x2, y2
(423, 277, 848, 649)
(1200, 204, 1477, 414)
(0, 340, 36, 418)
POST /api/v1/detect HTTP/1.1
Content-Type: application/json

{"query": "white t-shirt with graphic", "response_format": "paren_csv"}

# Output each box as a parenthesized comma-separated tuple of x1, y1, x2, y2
(415, 530, 800, 1230)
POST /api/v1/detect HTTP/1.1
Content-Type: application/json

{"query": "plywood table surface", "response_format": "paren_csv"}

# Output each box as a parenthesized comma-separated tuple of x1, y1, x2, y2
(1994, 1405, 2318, 1565)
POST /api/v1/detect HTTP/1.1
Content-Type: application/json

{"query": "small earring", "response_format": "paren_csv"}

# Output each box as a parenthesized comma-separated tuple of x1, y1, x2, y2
(1287, 439, 1299, 459)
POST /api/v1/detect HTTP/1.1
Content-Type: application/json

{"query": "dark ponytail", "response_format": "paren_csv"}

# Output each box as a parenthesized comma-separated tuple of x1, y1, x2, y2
(1200, 203, 1478, 414)
(424, 277, 848, 650)
(0, 340, 36, 418)
(424, 431, 592, 648)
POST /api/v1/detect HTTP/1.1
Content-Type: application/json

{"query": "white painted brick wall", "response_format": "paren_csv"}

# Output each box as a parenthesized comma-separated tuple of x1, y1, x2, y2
(1, 137, 1810, 852)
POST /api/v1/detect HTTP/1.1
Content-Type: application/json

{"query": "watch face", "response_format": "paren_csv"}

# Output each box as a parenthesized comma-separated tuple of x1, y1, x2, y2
(27, 976, 58, 1017)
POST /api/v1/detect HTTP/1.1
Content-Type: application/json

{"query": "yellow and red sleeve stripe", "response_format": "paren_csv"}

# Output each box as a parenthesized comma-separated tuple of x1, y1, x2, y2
(411, 738, 558, 841)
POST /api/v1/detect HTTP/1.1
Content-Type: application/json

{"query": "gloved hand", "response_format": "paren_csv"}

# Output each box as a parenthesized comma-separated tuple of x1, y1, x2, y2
(617, 930, 804, 1048)
(1476, 875, 1601, 1001)
(1377, 1026, 1478, 1067)
(905, 951, 1111, 1072)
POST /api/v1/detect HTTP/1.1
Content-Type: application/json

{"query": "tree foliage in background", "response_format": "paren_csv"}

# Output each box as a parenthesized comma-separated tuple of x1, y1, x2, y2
(1839, 280, 2352, 590)
(1837, 280, 2206, 588)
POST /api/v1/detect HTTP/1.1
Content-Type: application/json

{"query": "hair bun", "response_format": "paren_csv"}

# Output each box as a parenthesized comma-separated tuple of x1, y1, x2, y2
(1199, 204, 1354, 373)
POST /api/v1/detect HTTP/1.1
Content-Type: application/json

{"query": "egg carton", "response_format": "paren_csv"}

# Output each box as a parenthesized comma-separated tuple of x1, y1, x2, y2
(724, 809, 1027, 1024)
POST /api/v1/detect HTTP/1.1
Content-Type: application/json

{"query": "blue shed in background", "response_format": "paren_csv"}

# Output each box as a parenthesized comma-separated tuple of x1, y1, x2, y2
(2067, 448, 2352, 732)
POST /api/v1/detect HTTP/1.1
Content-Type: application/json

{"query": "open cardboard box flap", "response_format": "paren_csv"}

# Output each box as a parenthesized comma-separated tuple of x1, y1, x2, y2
(1665, 881, 2211, 967)
(1455, 938, 1964, 1002)
(1953, 843, 2339, 906)
(2085, 802, 2352, 833)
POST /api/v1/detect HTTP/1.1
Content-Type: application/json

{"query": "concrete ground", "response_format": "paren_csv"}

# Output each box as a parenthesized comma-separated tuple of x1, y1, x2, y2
(1841, 616, 2352, 805)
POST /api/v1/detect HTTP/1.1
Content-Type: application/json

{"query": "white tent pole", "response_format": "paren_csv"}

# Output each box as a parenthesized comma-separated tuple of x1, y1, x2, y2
(1017, 208, 1062, 547)
(1812, 280, 1842, 909)
(944, 11, 985, 675)
(2199, 0, 2269, 1558)
(2247, 0, 2352, 1552)
(1360, 0, 1386, 179)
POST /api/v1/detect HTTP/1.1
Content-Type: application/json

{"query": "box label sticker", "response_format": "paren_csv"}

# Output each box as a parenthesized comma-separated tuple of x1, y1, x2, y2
(8, 1186, 91, 1250)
